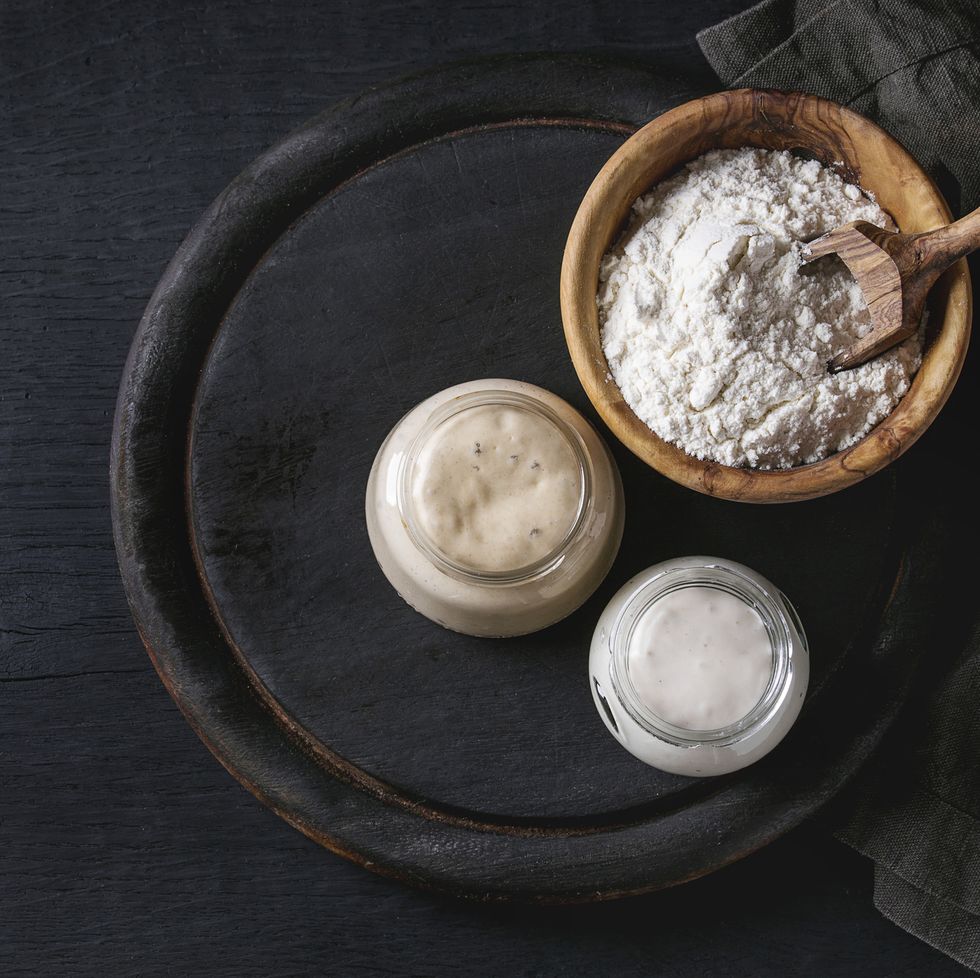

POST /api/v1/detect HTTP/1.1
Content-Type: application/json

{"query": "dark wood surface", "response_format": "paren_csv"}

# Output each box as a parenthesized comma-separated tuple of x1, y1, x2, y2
(3, 0, 976, 972)
(117, 54, 947, 899)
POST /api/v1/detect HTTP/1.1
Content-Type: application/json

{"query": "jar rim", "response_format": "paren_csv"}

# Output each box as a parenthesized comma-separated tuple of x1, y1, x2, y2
(397, 389, 592, 586)
(607, 559, 805, 747)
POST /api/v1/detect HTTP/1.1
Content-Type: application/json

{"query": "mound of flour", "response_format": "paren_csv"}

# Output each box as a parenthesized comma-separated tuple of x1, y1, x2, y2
(598, 148, 922, 469)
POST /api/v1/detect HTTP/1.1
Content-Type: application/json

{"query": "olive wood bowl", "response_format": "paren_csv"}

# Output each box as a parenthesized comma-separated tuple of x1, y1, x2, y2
(560, 89, 972, 503)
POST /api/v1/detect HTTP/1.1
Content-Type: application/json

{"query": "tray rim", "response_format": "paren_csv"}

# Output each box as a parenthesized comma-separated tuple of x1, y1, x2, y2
(110, 53, 938, 902)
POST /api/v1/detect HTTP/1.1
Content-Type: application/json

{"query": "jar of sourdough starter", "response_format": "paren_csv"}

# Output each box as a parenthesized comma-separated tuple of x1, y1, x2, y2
(366, 380, 624, 637)
(589, 557, 808, 776)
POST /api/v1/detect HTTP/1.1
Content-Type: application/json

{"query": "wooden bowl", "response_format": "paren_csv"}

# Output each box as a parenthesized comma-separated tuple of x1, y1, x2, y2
(560, 89, 972, 503)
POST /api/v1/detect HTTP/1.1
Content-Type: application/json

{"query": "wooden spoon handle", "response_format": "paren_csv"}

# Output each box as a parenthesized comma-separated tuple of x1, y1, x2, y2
(910, 205, 980, 277)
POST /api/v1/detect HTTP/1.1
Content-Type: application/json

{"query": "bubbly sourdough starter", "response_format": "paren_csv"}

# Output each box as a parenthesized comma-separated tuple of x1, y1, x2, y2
(366, 379, 624, 637)
(410, 404, 583, 573)
(627, 586, 773, 730)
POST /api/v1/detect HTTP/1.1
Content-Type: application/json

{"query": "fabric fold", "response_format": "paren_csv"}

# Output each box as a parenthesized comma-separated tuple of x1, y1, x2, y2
(699, 0, 980, 969)
(874, 867, 980, 972)
(698, 0, 980, 214)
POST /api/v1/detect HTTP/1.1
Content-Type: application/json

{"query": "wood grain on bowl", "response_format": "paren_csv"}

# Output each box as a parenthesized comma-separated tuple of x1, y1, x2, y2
(805, 208, 980, 372)
(560, 88, 972, 503)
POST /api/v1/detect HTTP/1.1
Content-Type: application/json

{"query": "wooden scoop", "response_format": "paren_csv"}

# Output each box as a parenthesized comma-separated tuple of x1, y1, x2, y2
(802, 207, 980, 373)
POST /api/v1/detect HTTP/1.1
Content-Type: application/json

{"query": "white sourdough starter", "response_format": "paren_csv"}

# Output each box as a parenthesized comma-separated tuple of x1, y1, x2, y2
(598, 148, 923, 469)
(627, 586, 772, 730)
(589, 557, 810, 776)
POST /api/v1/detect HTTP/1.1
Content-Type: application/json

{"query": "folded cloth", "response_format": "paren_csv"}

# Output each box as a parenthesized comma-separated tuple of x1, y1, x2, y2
(698, 1, 980, 970)
(699, 0, 980, 213)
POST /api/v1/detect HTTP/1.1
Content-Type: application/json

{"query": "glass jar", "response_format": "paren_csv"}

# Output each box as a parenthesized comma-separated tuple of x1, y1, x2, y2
(589, 557, 809, 776)
(366, 379, 624, 637)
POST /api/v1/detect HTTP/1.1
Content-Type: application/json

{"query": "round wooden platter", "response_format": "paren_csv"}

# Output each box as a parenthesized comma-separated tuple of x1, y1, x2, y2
(111, 55, 944, 902)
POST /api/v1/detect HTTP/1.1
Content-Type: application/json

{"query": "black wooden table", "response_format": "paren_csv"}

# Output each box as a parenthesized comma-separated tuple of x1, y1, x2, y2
(2, 1, 972, 974)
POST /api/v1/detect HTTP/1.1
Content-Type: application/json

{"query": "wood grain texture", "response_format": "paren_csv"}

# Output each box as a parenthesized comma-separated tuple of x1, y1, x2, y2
(806, 207, 980, 371)
(560, 88, 972, 503)
(186, 113, 906, 828)
(2, 0, 977, 974)
(114, 56, 952, 903)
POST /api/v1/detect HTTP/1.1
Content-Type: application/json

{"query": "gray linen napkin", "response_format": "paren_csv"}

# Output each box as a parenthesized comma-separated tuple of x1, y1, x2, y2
(699, 0, 980, 213)
(698, 0, 980, 970)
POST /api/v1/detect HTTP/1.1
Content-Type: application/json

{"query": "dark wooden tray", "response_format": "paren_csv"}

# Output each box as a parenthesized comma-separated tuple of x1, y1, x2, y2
(110, 54, 942, 902)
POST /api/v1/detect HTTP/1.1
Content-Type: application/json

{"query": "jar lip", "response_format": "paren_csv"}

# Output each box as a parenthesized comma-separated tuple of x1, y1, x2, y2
(397, 389, 592, 586)
(607, 560, 803, 747)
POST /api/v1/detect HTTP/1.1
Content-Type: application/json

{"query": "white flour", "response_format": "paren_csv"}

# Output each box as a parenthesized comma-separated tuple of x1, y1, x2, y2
(598, 148, 922, 469)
